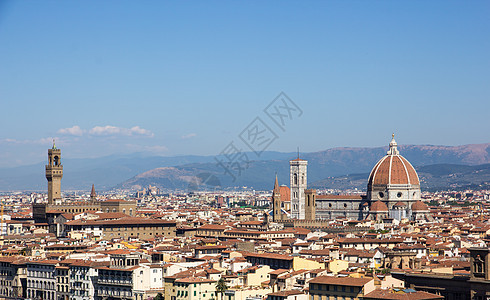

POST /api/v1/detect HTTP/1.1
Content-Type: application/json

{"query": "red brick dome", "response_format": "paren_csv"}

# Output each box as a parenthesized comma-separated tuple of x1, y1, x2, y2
(370, 200, 388, 212)
(368, 135, 419, 186)
(394, 201, 407, 207)
(411, 200, 429, 211)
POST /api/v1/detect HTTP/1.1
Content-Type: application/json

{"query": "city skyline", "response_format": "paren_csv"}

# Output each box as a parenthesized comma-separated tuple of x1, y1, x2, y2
(1, 1, 489, 168)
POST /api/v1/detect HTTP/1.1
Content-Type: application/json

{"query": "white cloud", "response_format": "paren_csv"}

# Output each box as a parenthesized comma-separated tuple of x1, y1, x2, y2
(88, 125, 154, 137)
(58, 125, 84, 136)
(128, 126, 154, 137)
(181, 133, 197, 139)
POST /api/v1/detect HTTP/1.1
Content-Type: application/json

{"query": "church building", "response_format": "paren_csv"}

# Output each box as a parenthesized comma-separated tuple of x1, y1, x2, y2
(272, 135, 431, 222)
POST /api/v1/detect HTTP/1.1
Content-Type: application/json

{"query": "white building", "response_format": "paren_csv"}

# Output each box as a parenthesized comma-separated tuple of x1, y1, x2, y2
(290, 158, 307, 219)
(27, 260, 58, 300)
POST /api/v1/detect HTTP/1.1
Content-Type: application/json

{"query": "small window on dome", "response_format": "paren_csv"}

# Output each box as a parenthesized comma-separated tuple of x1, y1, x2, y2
(397, 192, 402, 198)
(378, 192, 384, 198)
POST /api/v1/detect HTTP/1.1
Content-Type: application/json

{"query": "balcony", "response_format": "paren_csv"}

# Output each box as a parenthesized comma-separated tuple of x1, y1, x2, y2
(97, 278, 133, 286)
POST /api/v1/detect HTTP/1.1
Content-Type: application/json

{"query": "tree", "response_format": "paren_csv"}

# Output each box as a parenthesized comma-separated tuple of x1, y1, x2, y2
(154, 293, 163, 300)
(215, 277, 228, 300)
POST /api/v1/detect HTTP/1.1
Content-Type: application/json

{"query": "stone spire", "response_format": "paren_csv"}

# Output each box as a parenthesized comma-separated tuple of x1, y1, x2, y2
(90, 184, 97, 202)
(387, 133, 399, 155)
(272, 174, 282, 222)
(273, 174, 280, 194)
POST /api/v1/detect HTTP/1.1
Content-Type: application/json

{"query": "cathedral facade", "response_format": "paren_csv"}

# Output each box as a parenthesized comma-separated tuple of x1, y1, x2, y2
(273, 135, 430, 222)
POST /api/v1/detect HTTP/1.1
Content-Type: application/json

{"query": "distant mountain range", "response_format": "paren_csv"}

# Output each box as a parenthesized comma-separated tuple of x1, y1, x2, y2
(0, 143, 489, 192)
(309, 163, 490, 192)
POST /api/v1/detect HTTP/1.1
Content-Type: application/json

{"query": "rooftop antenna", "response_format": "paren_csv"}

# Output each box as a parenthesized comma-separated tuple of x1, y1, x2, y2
(297, 147, 300, 159)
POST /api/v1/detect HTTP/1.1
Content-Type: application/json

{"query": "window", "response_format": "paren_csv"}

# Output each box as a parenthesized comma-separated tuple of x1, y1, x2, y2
(474, 255, 484, 274)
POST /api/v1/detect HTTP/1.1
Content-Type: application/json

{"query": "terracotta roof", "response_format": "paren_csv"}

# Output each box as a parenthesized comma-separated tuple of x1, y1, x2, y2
(175, 277, 216, 284)
(244, 252, 293, 261)
(364, 289, 443, 300)
(370, 200, 388, 212)
(394, 201, 407, 207)
(279, 186, 290, 203)
(368, 153, 419, 186)
(412, 201, 429, 211)
(290, 158, 307, 162)
(269, 269, 289, 275)
(65, 217, 176, 226)
(198, 224, 227, 230)
(267, 290, 304, 296)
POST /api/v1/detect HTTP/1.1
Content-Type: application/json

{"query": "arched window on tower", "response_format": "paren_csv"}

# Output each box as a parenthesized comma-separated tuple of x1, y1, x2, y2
(294, 173, 298, 185)
(474, 255, 484, 275)
(53, 156, 59, 166)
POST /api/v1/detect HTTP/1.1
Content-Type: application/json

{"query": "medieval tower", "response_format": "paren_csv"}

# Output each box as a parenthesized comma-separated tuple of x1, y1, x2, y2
(290, 158, 307, 219)
(45, 140, 63, 205)
(305, 189, 316, 221)
(272, 175, 282, 222)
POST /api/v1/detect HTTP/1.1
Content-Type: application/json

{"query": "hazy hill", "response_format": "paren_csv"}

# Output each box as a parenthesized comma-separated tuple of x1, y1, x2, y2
(0, 143, 488, 191)
(116, 143, 490, 191)
(310, 163, 490, 192)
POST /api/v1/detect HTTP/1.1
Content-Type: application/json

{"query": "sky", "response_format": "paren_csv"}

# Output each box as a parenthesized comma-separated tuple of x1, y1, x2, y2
(0, 1, 489, 168)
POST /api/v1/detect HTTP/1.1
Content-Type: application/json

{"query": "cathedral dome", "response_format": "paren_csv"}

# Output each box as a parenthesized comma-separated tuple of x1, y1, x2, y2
(393, 201, 407, 208)
(411, 200, 429, 211)
(368, 135, 419, 187)
(370, 200, 388, 212)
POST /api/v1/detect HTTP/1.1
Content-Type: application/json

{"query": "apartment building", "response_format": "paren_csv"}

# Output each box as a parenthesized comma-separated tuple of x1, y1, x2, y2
(26, 260, 59, 300)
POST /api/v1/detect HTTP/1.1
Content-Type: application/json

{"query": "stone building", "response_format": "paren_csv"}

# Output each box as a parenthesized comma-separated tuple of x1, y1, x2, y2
(392, 247, 490, 300)
(271, 134, 431, 222)
(65, 218, 177, 241)
(290, 158, 307, 219)
(33, 144, 137, 232)
(26, 260, 58, 300)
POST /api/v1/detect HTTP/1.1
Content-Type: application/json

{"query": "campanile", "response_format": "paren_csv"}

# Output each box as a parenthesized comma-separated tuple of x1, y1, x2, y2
(45, 140, 63, 204)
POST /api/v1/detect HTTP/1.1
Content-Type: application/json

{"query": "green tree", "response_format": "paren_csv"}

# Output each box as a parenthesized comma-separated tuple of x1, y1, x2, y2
(215, 277, 228, 300)
(154, 292, 163, 300)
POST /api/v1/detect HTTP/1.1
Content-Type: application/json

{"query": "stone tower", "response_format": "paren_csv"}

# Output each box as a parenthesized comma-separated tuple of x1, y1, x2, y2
(305, 189, 316, 221)
(272, 175, 282, 222)
(290, 158, 307, 219)
(45, 140, 63, 205)
(90, 184, 97, 203)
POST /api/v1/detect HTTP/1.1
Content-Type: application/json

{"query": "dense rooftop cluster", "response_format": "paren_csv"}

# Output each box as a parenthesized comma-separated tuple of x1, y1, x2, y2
(0, 190, 489, 300)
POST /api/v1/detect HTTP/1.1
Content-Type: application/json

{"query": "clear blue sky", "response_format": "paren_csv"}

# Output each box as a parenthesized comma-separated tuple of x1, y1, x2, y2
(0, 1, 489, 167)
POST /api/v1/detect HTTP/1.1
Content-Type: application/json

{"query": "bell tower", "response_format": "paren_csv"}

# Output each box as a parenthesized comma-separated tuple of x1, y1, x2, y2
(290, 157, 307, 219)
(305, 189, 316, 221)
(46, 140, 63, 205)
(272, 175, 282, 222)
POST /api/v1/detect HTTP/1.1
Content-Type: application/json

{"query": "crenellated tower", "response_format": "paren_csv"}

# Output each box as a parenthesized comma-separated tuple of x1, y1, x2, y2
(45, 140, 63, 205)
